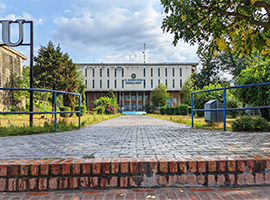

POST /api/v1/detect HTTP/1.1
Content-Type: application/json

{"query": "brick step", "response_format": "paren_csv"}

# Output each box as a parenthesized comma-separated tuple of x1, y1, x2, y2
(0, 155, 270, 192)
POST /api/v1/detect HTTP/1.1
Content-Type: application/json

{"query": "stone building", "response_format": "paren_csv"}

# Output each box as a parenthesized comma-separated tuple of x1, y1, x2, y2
(0, 44, 27, 111)
(78, 63, 197, 110)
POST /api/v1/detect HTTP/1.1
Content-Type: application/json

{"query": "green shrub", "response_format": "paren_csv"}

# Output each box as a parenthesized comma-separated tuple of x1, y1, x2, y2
(153, 110, 160, 114)
(175, 106, 180, 115)
(97, 106, 105, 114)
(160, 107, 166, 115)
(165, 107, 174, 115)
(232, 115, 270, 131)
(145, 104, 155, 113)
(9, 107, 19, 112)
(188, 106, 191, 114)
(179, 104, 189, 115)
(59, 106, 71, 118)
(75, 105, 87, 116)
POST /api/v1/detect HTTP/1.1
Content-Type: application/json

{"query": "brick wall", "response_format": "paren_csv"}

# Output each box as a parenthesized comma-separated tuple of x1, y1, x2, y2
(0, 155, 270, 192)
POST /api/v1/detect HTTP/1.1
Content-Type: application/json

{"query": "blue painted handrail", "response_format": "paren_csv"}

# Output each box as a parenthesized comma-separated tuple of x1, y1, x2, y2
(191, 82, 270, 131)
(0, 88, 81, 131)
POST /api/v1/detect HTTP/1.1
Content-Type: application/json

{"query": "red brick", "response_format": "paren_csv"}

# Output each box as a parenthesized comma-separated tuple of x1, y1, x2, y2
(0, 178, 6, 191)
(239, 156, 255, 171)
(207, 175, 215, 186)
(109, 177, 118, 187)
(168, 175, 177, 185)
(20, 159, 37, 176)
(150, 158, 158, 173)
(198, 175, 205, 185)
(232, 156, 245, 172)
(227, 174, 235, 184)
(26, 192, 51, 196)
(167, 157, 178, 173)
(193, 157, 206, 173)
(141, 176, 158, 187)
(31, 160, 46, 176)
(227, 157, 236, 172)
(176, 157, 187, 173)
(266, 173, 270, 184)
(246, 174, 254, 184)
(121, 158, 129, 174)
(100, 177, 108, 188)
(255, 173, 264, 184)
(61, 158, 75, 175)
(110, 189, 128, 193)
(102, 158, 111, 174)
(39, 178, 47, 191)
(49, 178, 58, 190)
(90, 177, 99, 188)
(239, 191, 256, 199)
(120, 177, 128, 187)
(252, 155, 265, 171)
(130, 157, 138, 174)
(18, 178, 27, 191)
(80, 177, 89, 188)
(159, 175, 167, 185)
(82, 158, 93, 175)
(158, 157, 168, 173)
(72, 159, 83, 175)
(28, 178, 37, 191)
(263, 156, 270, 170)
(69, 177, 78, 189)
(178, 175, 187, 184)
(201, 156, 216, 172)
(184, 157, 197, 173)
(129, 177, 137, 187)
(59, 177, 68, 189)
(50, 159, 65, 175)
(92, 158, 102, 175)
(214, 157, 226, 172)
(188, 175, 197, 185)
(8, 178, 16, 191)
(236, 174, 245, 185)
(40, 159, 56, 175)
(0, 165, 7, 177)
(111, 158, 120, 174)
(217, 175, 225, 186)
(139, 157, 147, 172)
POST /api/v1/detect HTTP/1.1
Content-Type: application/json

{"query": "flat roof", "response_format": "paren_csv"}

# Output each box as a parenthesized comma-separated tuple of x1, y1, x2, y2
(77, 62, 198, 67)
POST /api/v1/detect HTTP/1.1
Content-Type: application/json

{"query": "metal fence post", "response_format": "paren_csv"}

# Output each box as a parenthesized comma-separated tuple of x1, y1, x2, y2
(223, 89, 226, 131)
(54, 92, 57, 131)
(191, 93, 194, 127)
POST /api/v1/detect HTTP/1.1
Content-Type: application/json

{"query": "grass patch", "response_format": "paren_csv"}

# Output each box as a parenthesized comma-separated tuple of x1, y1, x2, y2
(0, 113, 121, 137)
(148, 114, 236, 131)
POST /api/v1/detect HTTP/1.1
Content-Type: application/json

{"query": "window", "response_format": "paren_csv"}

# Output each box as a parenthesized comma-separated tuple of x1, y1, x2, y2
(115, 80, 117, 88)
(173, 79, 175, 88)
(158, 68, 160, 77)
(151, 68, 153, 77)
(172, 68, 175, 77)
(107, 68, 109, 77)
(100, 80, 102, 89)
(85, 68, 87, 77)
(107, 80, 109, 89)
(100, 68, 102, 77)
(180, 68, 182, 77)
(92, 80, 95, 89)
(158, 79, 160, 85)
(144, 80, 146, 89)
(122, 80, 124, 88)
(143, 68, 146, 77)
(122, 68, 124, 77)
(85, 80, 87, 86)
(165, 68, 167, 77)
(92, 68, 95, 77)
(180, 79, 182, 87)
(151, 79, 153, 88)
(165, 79, 167, 85)
(115, 68, 117, 77)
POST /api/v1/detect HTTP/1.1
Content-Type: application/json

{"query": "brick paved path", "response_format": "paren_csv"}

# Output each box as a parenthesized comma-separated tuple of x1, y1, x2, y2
(1, 115, 270, 160)
(1, 187, 270, 199)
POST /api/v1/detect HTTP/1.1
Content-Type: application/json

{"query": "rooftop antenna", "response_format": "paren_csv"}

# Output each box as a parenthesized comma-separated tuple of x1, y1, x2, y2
(143, 44, 146, 63)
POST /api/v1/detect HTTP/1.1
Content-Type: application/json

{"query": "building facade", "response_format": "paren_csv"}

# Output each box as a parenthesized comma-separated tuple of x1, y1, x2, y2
(78, 63, 197, 111)
(0, 44, 27, 111)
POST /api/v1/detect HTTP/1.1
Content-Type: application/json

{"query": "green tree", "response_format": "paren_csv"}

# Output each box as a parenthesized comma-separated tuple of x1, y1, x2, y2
(235, 55, 270, 120)
(33, 41, 80, 113)
(161, 0, 270, 57)
(151, 84, 171, 107)
(107, 89, 115, 99)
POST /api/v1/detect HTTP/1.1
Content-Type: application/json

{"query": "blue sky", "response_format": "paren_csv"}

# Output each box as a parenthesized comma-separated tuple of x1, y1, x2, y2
(0, 0, 199, 65)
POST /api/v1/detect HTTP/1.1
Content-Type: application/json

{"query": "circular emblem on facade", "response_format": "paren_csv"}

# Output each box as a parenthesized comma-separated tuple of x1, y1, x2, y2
(131, 73, 136, 79)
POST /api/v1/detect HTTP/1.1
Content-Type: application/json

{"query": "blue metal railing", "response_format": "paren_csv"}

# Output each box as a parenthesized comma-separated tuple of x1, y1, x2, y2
(0, 88, 81, 131)
(191, 82, 270, 131)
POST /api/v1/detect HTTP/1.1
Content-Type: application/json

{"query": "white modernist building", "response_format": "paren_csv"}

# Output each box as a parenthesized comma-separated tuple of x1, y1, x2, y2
(78, 63, 198, 111)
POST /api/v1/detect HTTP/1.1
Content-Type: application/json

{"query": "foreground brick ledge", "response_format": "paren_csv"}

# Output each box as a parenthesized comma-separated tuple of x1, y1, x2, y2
(0, 155, 270, 192)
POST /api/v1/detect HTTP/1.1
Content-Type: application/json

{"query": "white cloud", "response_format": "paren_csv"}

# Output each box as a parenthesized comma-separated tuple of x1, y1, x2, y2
(2, 12, 43, 26)
(0, 3, 5, 9)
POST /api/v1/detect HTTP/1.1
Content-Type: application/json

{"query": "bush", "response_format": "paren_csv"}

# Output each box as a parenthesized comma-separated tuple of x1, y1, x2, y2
(59, 106, 71, 118)
(188, 106, 191, 114)
(97, 107, 105, 114)
(75, 105, 87, 116)
(178, 104, 189, 115)
(160, 107, 166, 115)
(145, 104, 155, 113)
(92, 96, 119, 114)
(9, 107, 19, 112)
(165, 107, 174, 115)
(232, 115, 270, 131)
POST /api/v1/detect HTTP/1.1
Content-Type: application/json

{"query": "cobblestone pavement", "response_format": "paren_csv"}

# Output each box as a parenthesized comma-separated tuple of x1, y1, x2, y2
(1, 115, 270, 160)
(1, 187, 270, 199)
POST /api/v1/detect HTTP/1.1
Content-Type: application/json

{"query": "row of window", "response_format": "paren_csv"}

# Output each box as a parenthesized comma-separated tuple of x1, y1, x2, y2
(85, 68, 183, 78)
(85, 79, 183, 89)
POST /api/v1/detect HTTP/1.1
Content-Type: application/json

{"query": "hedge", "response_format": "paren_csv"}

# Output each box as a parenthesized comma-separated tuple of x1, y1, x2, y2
(59, 106, 71, 118)
(75, 105, 87, 116)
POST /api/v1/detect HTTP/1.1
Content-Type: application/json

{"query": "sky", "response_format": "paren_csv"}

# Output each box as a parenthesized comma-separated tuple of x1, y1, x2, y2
(0, 0, 199, 66)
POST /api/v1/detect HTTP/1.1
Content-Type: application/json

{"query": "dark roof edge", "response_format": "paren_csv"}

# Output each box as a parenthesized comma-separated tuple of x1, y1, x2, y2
(76, 62, 198, 66)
